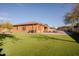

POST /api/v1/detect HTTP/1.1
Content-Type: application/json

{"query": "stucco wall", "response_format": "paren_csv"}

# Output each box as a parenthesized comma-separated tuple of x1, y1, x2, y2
(11, 24, 45, 33)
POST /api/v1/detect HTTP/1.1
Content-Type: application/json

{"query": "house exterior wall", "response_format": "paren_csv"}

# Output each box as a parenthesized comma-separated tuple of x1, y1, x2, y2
(11, 24, 46, 33)
(47, 28, 56, 32)
(36, 24, 44, 33)
(11, 22, 56, 33)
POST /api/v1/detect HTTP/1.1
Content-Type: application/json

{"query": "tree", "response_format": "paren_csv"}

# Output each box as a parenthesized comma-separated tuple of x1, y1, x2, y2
(64, 4, 79, 31)
(72, 4, 79, 23)
(0, 20, 13, 33)
(64, 4, 79, 25)
(64, 12, 77, 26)
(1, 22, 13, 30)
(76, 22, 79, 26)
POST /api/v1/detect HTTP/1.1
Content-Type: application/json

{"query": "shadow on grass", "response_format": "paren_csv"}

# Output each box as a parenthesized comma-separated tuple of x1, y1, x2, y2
(0, 48, 5, 56)
(0, 34, 19, 41)
(0, 34, 20, 56)
(64, 30, 79, 43)
(31, 34, 76, 43)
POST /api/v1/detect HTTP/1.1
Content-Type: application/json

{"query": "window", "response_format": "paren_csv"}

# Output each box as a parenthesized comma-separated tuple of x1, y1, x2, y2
(16, 27, 18, 30)
(22, 26, 26, 31)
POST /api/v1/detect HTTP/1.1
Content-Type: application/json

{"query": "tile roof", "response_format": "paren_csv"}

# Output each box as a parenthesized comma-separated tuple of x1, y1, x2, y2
(13, 21, 47, 26)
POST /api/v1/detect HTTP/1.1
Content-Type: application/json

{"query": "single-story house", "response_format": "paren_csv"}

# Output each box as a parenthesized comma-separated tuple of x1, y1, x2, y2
(11, 21, 56, 33)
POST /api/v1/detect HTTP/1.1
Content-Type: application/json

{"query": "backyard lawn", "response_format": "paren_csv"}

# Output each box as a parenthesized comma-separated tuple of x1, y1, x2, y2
(1, 33, 79, 56)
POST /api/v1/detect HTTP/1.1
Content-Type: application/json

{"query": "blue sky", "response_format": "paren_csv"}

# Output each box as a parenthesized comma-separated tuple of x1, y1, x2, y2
(0, 3, 73, 28)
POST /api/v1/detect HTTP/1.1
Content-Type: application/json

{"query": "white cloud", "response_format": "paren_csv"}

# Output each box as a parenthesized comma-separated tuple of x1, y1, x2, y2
(0, 16, 10, 21)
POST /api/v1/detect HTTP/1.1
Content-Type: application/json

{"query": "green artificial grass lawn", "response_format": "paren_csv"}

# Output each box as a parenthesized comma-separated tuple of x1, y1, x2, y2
(1, 33, 79, 56)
